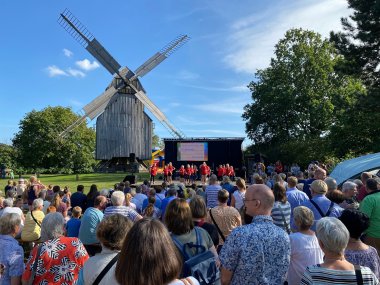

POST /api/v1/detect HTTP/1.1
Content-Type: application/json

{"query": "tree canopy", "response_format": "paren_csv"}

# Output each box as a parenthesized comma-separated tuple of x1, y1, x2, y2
(243, 28, 366, 164)
(330, 0, 380, 154)
(12, 106, 96, 173)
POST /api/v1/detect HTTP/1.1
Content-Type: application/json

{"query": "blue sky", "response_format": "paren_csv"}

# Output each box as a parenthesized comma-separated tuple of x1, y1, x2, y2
(0, 0, 351, 147)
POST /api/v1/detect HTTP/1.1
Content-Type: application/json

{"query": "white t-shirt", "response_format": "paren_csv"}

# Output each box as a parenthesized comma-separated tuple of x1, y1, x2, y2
(233, 190, 245, 210)
(287, 232, 323, 285)
(1, 207, 24, 225)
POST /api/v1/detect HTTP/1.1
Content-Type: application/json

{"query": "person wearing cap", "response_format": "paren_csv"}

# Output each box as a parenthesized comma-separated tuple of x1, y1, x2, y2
(299, 180, 343, 231)
(360, 178, 380, 255)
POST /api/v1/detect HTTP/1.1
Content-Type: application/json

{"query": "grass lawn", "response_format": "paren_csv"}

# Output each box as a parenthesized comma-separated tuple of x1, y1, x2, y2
(0, 172, 151, 194)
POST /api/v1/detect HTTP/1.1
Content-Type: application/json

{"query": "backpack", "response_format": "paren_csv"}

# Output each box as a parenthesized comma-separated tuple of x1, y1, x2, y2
(171, 227, 221, 285)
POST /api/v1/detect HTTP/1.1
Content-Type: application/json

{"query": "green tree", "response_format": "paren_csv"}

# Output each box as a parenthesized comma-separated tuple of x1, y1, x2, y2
(330, 0, 380, 153)
(152, 130, 164, 149)
(13, 106, 96, 173)
(243, 28, 364, 164)
(0, 144, 16, 168)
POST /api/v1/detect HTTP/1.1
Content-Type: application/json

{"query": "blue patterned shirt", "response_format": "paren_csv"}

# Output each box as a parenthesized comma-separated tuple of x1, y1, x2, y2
(220, 215, 290, 285)
(0, 235, 25, 285)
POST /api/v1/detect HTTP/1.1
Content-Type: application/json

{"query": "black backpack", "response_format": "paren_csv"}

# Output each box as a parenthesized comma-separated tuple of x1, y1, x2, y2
(172, 227, 221, 285)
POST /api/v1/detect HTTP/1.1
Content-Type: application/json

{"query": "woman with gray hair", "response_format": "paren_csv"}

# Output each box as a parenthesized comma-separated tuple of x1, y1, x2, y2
(21, 213, 89, 285)
(287, 206, 323, 285)
(300, 217, 379, 284)
(0, 213, 24, 285)
(21, 198, 45, 242)
(340, 181, 360, 209)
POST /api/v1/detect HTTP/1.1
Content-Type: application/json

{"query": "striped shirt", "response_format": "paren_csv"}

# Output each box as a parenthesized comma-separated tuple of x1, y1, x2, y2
(205, 184, 222, 208)
(300, 265, 379, 284)
(104, 206, 140, 222)
(271, 201, 291, 232)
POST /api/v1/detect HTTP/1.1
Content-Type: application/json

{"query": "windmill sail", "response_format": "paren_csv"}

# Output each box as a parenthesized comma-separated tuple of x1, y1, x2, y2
(134, 90, 185, 138)
(132, 35, 190, 80)
(58, 9, 187, 139)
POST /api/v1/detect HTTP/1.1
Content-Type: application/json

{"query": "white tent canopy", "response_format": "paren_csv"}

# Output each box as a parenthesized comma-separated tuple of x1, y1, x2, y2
(330, 152, 380, 186)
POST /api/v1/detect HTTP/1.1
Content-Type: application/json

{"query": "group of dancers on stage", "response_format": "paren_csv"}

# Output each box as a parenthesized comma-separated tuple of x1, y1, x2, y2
(149, 161, 235, 185)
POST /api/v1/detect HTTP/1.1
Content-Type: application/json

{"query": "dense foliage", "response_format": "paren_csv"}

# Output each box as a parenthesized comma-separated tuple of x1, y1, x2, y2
(12, 106, 96, 174)
(243, 28, 366, 165)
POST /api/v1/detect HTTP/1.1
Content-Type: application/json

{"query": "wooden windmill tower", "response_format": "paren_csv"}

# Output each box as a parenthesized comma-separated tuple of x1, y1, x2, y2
(58, 9, 188, 169)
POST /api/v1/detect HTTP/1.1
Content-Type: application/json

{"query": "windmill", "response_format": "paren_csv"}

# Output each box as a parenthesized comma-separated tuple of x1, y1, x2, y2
(58, 9, 188, 169)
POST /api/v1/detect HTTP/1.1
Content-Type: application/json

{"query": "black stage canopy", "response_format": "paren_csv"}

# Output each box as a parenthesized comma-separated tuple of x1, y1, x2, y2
(163, 137, 244, 175)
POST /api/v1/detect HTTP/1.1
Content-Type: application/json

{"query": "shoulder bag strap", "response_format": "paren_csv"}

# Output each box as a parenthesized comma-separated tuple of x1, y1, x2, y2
(92, 253, 120, 285)
(354, 265, 364, 285)
(325, 201, 335, 217)
(209, 209, 225, 241)
(309, 199, 326, 217)
(30, 211, 41, 228)
(27, 244, 43, 285)
(171, 234, 190, 260)
(277, 204, 291, 234)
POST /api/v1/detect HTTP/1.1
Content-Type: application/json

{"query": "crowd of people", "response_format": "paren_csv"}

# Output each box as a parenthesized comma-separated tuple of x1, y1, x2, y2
(0, 161, 380, 285)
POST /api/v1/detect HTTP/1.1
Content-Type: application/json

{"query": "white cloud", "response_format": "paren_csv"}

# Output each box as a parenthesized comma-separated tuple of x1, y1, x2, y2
(176, 115, 218, 126)
(67, 68, 86, 78)
(75, 59, 100, 71)
(223, 0, 351, 74)
(46, 65, 68, 77)
(63, 48, 73, 58)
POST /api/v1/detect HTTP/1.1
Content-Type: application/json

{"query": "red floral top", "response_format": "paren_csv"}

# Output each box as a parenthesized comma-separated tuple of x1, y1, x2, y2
(22, 236, 89, 285)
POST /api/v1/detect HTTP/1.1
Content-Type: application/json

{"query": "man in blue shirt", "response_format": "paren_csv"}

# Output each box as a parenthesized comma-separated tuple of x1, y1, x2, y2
(300, 180, 343, 231)
(220, 184, 290, 285)
(286, 176, 309, 230)
(78, 196, 107, 256)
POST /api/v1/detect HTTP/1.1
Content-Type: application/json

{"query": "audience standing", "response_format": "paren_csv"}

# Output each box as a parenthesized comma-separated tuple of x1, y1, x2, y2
(78, 214, 133, 285)
(300, 217, 379, 284)
(205, 174, 222, 209)
(287, 206, 323, 285)
(21, 198, 44, 242)
(0, 213, 24, 285)
(300, 180, 343, 231)
(219, 184, 290, 285)
(79, 196, 107, 256)
(22, 213, 89, 285)
(271, 182, 291, 233)
(207, 189, 241, 252)
(340, 209, 380, 279)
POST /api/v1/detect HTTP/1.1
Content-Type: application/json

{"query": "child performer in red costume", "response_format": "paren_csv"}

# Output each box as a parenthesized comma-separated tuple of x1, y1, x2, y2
(150, 163, 158, 184)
